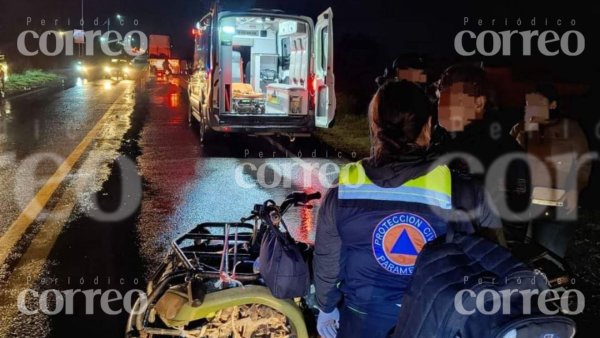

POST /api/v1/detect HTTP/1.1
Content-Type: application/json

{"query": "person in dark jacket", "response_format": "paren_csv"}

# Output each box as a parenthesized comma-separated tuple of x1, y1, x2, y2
(313, 80, 502, 338)
(435, 64, 531, 241)
(511, 83, 591, 257)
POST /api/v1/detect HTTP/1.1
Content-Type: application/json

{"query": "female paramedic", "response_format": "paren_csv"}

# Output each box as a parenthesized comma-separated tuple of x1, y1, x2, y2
(313, 80, 502, 338)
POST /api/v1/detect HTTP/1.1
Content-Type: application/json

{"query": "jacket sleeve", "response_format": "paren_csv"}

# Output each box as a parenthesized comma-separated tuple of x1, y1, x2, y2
(453, 174, 502, 231)
(313, 187, 344, 313)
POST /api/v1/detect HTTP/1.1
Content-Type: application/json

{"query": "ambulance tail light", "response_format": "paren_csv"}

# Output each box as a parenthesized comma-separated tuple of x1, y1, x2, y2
(308, 74, 317, 111)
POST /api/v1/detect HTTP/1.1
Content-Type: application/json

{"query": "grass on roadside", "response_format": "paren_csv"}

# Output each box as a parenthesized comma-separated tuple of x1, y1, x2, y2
(314, 111, 370, 159)
(5, 70, 63, 94)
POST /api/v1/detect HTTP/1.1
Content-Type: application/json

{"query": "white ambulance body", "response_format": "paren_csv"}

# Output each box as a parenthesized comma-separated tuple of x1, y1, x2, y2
(188, 7, 335, 141)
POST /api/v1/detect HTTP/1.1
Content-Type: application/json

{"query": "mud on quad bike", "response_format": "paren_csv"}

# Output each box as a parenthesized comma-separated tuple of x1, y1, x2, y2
(125, 192, 321, 338)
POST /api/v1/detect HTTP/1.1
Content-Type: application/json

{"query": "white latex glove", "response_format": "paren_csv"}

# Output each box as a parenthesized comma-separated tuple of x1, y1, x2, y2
(317, 308, 340, 338)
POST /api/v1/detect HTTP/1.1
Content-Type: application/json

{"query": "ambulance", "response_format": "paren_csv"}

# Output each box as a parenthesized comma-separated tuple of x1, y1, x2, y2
(188, 7, 336, 141)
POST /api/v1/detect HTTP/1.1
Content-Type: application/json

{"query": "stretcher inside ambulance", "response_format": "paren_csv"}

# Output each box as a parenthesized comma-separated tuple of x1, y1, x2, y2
(219, 16, 311, 117)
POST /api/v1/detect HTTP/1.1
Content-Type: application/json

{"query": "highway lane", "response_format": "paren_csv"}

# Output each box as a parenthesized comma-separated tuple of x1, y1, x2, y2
(0, 79, 137, 238)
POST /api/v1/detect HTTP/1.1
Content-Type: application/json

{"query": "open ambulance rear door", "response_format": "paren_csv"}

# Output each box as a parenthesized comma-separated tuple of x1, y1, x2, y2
(314, 8, 336, 128)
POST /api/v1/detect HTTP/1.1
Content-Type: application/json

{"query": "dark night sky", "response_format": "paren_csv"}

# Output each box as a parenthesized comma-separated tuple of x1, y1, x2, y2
(1, 0, 599, 83)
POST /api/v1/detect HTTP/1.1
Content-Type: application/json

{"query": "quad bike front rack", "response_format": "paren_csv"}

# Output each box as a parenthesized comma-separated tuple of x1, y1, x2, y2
(125, 222, 310, 338)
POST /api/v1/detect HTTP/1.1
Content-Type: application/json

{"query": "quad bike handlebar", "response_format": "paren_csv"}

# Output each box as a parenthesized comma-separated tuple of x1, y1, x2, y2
(240, 191, 322, 223)
(172, 191, 321, 272)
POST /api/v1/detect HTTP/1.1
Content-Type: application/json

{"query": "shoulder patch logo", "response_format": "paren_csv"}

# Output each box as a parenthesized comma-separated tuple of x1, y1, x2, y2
(372, 212, 437, 275)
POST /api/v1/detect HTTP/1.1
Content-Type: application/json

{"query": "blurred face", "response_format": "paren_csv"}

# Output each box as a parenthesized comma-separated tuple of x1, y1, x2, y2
(397, 68, 427, 84)
(437, 82, 485, 132)
(524, 93, 555, 130)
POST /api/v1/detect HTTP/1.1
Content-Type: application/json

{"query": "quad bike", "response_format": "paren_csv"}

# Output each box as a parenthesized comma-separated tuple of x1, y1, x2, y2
(125, 192, 321, 338)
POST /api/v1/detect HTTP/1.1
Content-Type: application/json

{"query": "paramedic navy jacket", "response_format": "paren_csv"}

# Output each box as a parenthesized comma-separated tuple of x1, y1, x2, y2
(313, 157, 501, 317)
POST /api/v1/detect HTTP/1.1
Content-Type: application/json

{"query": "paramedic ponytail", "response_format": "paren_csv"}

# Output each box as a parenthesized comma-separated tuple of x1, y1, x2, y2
(369, 80, 432, 166)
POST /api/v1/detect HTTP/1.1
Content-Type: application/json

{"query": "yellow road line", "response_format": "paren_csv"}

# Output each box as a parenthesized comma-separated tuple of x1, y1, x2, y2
(0, 190, 77, 336)
(0, 87, 133, 335)
(0, 90, 128, 268)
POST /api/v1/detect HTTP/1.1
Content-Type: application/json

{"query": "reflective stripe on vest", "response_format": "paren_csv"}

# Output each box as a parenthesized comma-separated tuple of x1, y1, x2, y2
(338, 162, 452, 209)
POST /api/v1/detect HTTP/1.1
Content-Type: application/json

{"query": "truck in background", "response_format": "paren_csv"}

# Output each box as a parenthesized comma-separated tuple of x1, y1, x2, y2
(148, 34, 181, 76)
(148, 35, 172, 58)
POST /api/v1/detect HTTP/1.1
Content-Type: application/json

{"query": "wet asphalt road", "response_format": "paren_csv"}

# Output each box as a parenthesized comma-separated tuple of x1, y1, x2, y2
(0, 77, 343, 337)
(0, 80, 135, 239)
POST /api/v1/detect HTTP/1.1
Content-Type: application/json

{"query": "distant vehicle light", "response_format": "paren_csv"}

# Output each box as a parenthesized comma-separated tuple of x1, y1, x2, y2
(222, 26, 236, 34)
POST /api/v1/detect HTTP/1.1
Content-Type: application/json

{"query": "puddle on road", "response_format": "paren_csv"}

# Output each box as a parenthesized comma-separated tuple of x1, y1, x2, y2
(141, 156, 342, 258)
